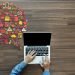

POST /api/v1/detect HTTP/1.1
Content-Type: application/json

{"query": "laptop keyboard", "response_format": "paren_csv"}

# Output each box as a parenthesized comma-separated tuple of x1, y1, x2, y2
(26, 46, 48, 56)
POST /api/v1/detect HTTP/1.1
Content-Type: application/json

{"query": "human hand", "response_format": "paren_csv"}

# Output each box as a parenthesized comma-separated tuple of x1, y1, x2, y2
(40, 56, 50, 71)
(25, 50, 37, 64)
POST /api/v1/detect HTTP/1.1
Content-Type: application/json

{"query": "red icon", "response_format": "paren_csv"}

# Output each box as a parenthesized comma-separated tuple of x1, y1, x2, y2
(23, 21, 27, 25)
(0, 22, 3, 27)
(0, 29, 6, 33)
(5, 22, 9, 27)
(14, 15, 18, 22)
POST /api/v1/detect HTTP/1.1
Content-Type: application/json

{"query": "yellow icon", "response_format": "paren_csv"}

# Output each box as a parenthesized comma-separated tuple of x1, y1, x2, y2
(19, 20, 23, 25)
(11, 34, 16, 38)
(18, 32, 22, 38)
(5, 16, 10, 22)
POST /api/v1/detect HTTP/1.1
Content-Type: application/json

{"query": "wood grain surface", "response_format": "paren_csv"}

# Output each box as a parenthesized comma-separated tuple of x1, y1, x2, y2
(0, 0, 75, 75)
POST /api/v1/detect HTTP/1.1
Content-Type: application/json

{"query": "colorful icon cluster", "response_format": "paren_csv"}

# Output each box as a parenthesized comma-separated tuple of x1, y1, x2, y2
(0, 2, 27, 46)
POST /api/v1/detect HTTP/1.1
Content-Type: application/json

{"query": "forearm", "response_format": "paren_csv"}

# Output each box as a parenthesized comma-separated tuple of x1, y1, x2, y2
(42, 70, 50, 75)
(10, 61, 27, 75)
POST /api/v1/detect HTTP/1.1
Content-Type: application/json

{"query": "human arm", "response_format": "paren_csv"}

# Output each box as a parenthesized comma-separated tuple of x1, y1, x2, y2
(10, 50, 37, 75)
(41, 56, 50, 75)
(10, 61, 27, 75)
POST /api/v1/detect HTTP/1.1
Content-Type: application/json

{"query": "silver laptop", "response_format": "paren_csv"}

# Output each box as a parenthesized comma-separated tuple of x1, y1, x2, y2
(23, 32, 51, 64)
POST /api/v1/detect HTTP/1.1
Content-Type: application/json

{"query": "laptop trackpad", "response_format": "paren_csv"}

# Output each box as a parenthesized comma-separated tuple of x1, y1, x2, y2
(29, 56, 42, 64)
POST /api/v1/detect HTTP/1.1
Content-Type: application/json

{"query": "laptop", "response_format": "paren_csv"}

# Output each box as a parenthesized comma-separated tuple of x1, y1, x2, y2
(23, 32, 51, 64)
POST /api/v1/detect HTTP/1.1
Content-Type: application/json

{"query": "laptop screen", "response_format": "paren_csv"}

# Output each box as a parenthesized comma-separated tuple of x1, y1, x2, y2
(23, 33, 51, 46)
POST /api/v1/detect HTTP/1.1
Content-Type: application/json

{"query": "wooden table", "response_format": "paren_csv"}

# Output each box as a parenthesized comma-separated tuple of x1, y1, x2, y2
(0, 0, 75, 75)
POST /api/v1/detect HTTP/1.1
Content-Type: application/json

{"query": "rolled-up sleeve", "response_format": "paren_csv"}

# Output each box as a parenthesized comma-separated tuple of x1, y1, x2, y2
(10, 61, 27, 75)
(42, 70, 50, 75)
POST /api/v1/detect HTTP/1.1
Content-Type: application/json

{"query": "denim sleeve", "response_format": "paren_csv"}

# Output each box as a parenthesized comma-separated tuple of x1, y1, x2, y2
(42, 71, 50, 75)
(10, 61, 27, 75)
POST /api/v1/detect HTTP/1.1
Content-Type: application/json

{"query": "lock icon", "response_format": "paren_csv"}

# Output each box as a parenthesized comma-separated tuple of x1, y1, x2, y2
(18, 32, 22, 38)
(5, 15, 10, 22)
(19, 20, 23, 25)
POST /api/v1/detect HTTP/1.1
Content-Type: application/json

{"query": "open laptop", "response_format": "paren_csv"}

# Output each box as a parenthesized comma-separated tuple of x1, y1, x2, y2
(23, 32, 51, 64)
